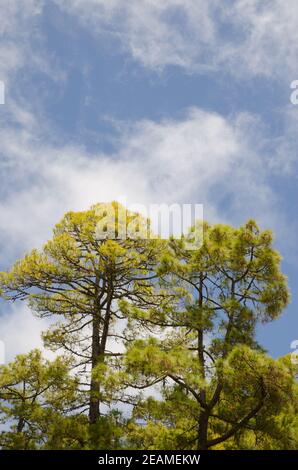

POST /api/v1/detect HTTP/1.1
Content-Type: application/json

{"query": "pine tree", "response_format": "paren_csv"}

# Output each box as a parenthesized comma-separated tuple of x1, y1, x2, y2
(121, 220, 295, 449)
(0, 202, 166, 432)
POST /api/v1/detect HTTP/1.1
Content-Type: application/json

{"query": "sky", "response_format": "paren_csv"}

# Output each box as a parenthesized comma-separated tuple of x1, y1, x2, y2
(0, 0, 298, 362)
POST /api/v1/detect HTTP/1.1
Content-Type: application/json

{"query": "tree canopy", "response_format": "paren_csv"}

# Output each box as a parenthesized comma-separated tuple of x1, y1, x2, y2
(0, 204, 296, 450)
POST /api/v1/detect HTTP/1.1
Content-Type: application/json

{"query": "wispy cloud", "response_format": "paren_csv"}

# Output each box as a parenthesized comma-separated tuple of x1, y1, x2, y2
(0, 103, 287, 266)
(53, 0, 298, 80)
(0, 0, 43, 81)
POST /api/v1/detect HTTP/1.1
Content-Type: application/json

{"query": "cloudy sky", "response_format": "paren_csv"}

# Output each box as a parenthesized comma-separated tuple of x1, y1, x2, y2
(0, 0, 298, 361)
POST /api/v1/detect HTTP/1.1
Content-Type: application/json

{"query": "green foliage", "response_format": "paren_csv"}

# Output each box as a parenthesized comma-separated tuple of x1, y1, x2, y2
(121, 220, 294, 449)
(0, 350, 82, 449)
(0, 206, 296, 450)
(0, 202, 166, 425)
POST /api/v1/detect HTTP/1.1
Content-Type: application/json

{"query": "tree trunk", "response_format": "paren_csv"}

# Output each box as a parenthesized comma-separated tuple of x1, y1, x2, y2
(197, 274, 209, 449)
(89, 287, 113, 425)
(89, 312, 101, 425)
(198, 410, 209, 450)
(17, 417, 25, 433)
(197, 328, 209, 450)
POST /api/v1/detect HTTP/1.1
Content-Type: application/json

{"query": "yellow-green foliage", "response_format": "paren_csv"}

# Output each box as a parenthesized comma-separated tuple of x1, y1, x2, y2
(0, 207, 296, 450)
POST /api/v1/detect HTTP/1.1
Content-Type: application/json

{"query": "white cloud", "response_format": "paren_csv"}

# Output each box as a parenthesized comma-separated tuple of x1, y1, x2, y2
(0, 0, 66, 106)
(0, 303, 54, 362)
(0, 104, 283, 268)
(0, 0, 43, 82)
(54, 0, 298, 80)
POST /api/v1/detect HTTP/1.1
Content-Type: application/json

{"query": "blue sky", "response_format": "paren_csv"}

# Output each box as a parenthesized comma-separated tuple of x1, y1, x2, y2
(0, 0, 298, 360)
